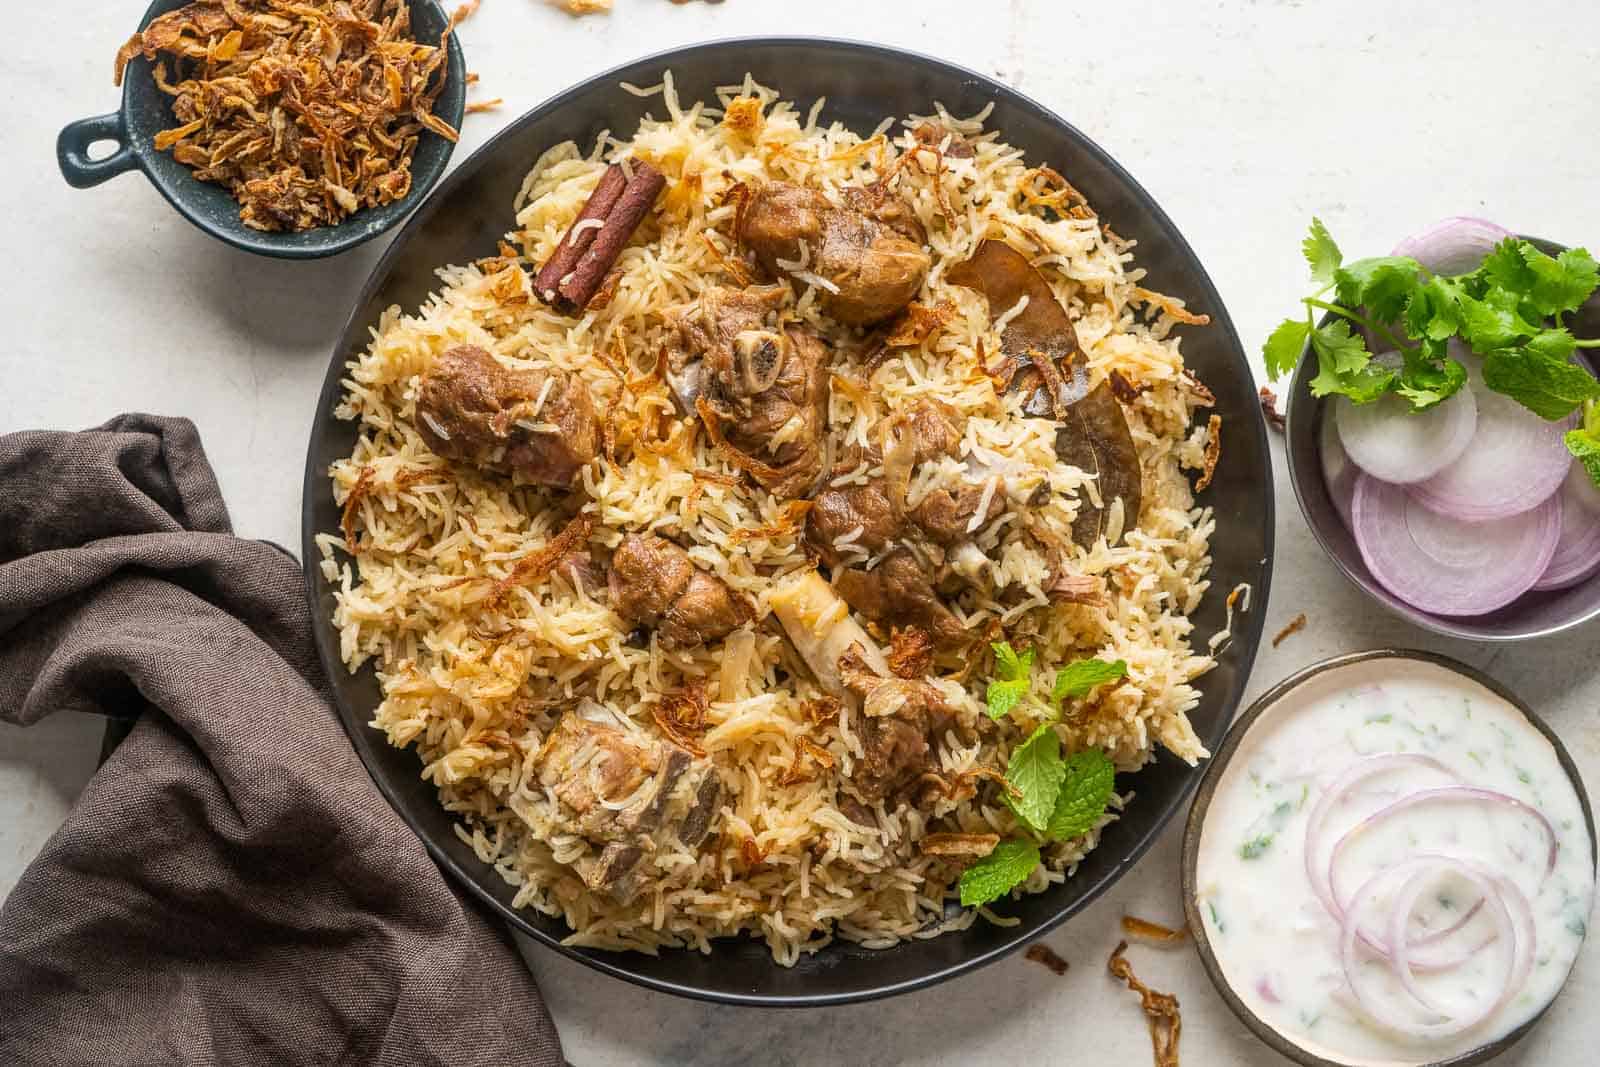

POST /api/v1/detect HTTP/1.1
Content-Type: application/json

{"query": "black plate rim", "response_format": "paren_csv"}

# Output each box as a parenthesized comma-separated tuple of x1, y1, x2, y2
(300, 34, 1276, 1007)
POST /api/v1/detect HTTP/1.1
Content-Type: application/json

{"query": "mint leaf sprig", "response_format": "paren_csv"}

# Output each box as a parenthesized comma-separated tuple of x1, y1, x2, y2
(958, 721, 1117, 907)
(983, 640, 1128, 722)
(1265, 219, 1600, 486)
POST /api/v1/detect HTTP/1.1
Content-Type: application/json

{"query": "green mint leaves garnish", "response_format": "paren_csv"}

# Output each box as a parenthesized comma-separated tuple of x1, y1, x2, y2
(1003, 724, 1067, 831)
(1045, 749, 1118, 840)
(984, 641, 1035, 720)
(1266, 220, 1600, 487)
(959, 838, 1041, 907)
(1566, 400, 1600, 483)
(1050, 658, 1129, 705)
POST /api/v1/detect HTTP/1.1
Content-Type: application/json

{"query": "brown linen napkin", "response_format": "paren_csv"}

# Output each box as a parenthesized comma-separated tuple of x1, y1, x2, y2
(0, 415, 564, 1067)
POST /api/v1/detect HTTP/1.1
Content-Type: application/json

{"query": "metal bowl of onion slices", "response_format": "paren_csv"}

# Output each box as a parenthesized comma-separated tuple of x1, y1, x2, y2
(1181, 649, 1595, 1067)
(1284, 220, 1600, 642)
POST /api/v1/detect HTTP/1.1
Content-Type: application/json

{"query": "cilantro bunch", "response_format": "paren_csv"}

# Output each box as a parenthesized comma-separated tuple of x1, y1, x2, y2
(1264, 219, 1600, 487)
(961, 642, 1124, 907)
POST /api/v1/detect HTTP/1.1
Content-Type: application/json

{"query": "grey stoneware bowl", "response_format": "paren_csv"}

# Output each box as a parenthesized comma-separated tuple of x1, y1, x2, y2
(1180, 648, 1596, 1067)
(1284, 240, 1600, 642)
(300, 37, 1277, 1006)
(56, 0, 465, 260)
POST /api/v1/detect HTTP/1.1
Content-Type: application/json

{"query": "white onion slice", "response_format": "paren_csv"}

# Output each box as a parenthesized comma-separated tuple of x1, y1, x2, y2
(1335, 387, 1477, 485)
(1392, 217, 1515, 276)
(1409, 368, 1573, 521)
(1319, 409, 1358, 529)
(1534, 463, 1600, 591)
(1353, 474, 1562, 615)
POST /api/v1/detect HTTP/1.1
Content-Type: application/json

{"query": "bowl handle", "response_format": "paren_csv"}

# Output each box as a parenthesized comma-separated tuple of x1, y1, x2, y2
(58, 113, 138, 189)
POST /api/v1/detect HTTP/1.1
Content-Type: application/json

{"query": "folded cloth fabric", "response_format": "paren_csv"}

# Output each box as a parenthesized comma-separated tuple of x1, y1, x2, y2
(0, 415, 564, 1067)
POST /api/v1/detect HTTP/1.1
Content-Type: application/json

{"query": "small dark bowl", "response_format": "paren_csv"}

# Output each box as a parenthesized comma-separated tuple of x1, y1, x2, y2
(301, 37, 1276, 1006)
(1181, 649, 1596, 1067)
(56, 0, 465, 259)
(1284, 238, 1600, 641)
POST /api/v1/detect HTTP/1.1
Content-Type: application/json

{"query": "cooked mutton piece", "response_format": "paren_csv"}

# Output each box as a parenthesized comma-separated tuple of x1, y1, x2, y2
(535, 713, 723, 901)
(608, 533, 749, 648)
(833, 548, 966, 649)
(738, 180, 931, 326)
(852, 679, 958, 804)
(667, 285, 832, 498)
(414, 344, 598, 489)
(807, 479, 898, 565)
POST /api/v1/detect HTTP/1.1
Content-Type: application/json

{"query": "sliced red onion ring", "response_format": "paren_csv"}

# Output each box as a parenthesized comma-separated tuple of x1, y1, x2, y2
(1354, 474, 1562, 615)
(1409, 360, 1574, 521)
(1392, 217, 1515, 276)
(1328, 785, 1558, 968)
(1319, 408, 1358, 529)
(1304, 754, 1456, 921)
(1335, 387, 1477, 485)
(1341, 856, 1525, 1039)
(1534, 463, 1600, 591)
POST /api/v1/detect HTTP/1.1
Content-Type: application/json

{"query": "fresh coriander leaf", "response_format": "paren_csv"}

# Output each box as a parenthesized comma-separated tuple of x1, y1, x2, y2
(1481, 332, 1600, 419)
(1395, 347, 1467, 410)
(1480, 238, 1536, 295)
(1307, 321, 1392, 402)
(1333, 256, 1423, 322)
(1051, 658, 1129, 705)
(1458, 288, 1540, 351)
(1302, 218, 1342, 285)
(959, 837, 1041, 907)
(1566, 424, 1600, 489)
(1045, 749, 1117, 840)
(1239, 834, 1273, 860)
(1004, 724, 1066, 831)
(1403, 275, 1464, 342)
(1525, 246, 1600, 317)
(1263, 318, 1312, 381)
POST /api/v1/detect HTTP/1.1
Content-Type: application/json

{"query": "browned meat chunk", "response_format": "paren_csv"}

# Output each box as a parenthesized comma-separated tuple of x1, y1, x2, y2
(668, 286, 832, 498)
(807, 480, 897, 564)
(535, 714, 724, 901)
(608, 533, 748, 648)
(415, 344, 598, 489)
(739, 181, 931, 326)
(851, 680, 957, 804)
(833, 549, 965, 648)
(913, 481, 1006, 545)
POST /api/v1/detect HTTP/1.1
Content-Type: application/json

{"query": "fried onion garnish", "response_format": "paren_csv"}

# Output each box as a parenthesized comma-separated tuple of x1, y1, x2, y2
(1108, 941, 1182, 1067)
(488, 512, 595, 607)
(1025, 942, 1070, 976)
(917, 832, 999, 859)
(652, 679, 710, 757)
(886, 626, 935, 679)
(116, 0, 460, 233)
(1120, 914, 1188, 945)
(339, 465, 376, 551)
(779, 737, 836, 786)
(1195, 414, 1223, 493)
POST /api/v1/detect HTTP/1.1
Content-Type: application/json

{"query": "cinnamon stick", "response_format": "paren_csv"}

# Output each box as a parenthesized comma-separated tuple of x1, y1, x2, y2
(533, 164, 628, 303)
(536, 160, 666, 313)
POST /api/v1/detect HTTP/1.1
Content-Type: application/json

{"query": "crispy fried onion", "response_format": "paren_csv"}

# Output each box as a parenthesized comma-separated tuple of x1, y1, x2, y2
(729, 499, 812, 544)
(1195, 413, 1222, 493)
(339, 465, 377, 550)
(802, 695, 842, 727)
(1025, 942, 1070, 976)
(884, 301, 954, 349)
(652, 679, 709, 757)
(116, 0, 460, 233)
(886, 626, 935, 679)
(1132, 287, 1210, 326)
(1108, 941, 1182, 1067)
(779, 736, 836, 786)
(917, 832, 1000, 859)
(1121, 914, 1188, 945)
(695, 396, 788, 485)
(487, 512, 595, 607)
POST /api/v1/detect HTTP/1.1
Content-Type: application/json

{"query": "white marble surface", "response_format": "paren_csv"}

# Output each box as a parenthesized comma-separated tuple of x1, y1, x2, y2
(4, 0, 1599, 1063)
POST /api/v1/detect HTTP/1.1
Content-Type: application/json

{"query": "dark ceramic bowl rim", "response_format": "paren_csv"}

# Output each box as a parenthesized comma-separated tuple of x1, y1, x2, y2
(55, 0, 465, 260)
(1180, 648, 1597, 1067)
(1283, 236, 1600, 642)
(300, 35, 1277, 1006)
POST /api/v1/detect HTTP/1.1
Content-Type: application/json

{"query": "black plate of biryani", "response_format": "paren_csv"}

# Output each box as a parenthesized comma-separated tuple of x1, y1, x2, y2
(301, 37, 1274, 1005)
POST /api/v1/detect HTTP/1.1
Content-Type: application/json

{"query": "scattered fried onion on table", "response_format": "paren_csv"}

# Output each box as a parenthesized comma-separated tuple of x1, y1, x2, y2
(1108, 940, 1182, 1067)
(114, 0, 461, 232)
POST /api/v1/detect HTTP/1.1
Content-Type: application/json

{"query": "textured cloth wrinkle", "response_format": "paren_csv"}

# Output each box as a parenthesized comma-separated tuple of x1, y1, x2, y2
(0, 414, 564, 1067)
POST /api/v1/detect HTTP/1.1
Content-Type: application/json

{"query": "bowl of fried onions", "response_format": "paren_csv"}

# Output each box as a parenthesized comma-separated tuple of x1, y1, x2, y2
(57, 0, 467, 259)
